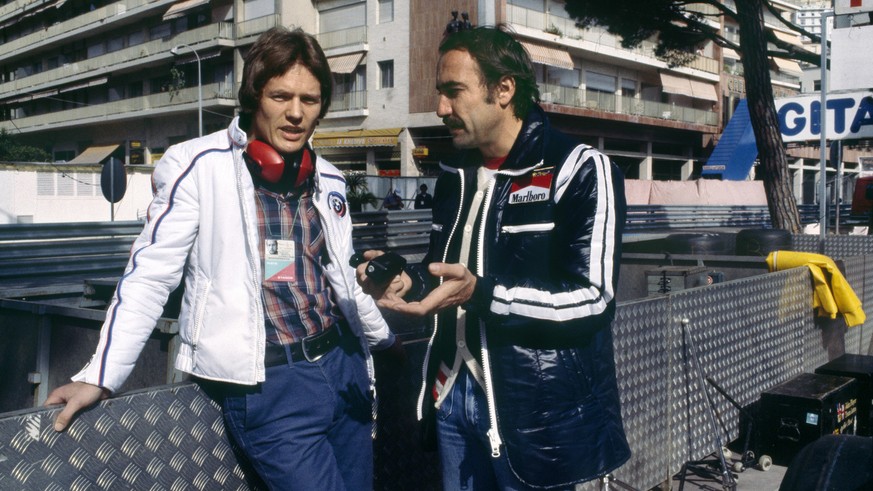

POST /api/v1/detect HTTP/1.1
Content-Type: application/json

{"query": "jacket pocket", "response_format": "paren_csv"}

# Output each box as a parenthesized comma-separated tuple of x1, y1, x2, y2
(497, 222, 555, 276)
(189, 277, 213, 348)
(500, 222, 554, 234)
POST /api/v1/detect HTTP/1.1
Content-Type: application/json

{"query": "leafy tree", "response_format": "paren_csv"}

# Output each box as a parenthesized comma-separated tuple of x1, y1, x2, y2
(564, 0, 822, 232)
(344, 171, 378, 212)
(0, 128, 50, 162)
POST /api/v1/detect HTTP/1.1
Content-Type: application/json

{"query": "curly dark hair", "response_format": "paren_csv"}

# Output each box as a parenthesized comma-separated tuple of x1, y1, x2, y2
(238, 27, 332, 120)
(439, 25, 539, 120)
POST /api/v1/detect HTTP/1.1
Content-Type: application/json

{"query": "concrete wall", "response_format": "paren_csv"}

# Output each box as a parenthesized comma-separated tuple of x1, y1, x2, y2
(0, 166, 154, 224)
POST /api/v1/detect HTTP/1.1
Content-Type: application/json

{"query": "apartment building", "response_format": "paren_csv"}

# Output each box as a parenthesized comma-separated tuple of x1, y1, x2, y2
(0, 0, 807, 188)
(793, 0, 833, 39)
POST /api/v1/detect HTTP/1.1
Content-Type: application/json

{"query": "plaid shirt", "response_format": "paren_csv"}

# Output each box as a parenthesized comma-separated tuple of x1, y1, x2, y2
(255, 184, 342, 345)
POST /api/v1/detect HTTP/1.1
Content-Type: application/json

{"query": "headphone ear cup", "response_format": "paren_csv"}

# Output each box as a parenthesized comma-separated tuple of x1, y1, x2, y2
(244, 140, 285, 183)
(294, 148, 315, 188)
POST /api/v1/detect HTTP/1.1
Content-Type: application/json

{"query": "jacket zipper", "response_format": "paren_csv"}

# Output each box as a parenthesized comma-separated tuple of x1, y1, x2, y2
(236, 148, 265, 381)
(478, 173, 503, 457)
(476, 162, 543, 457)
(417, 169, 466, 421)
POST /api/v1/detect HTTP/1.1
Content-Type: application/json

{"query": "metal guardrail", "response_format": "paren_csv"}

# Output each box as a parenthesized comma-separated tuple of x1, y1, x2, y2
(0, 221, 142, 289)
(0, 211, 433, 289)
(1, 205, 864, 289)
(626, 205, 771, 230)
(351, 209, 431, 256)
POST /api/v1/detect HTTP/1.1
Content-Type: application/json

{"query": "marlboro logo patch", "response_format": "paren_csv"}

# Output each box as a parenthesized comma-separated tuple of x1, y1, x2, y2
(509, 171, 553, 204)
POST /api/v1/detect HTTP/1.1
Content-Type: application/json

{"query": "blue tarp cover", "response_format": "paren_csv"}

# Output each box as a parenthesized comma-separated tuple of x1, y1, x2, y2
(702, 99, 758, 180)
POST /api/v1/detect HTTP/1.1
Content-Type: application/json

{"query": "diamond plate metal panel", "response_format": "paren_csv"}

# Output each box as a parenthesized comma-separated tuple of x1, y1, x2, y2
(861, 256, 873, 355)
(590, 297, 672, 491)
(841, 256, 868, 355)
(824, 235, 873, 258)
(847, 255, 873, 356)
(791, 234, 873, 258)
(668, 268, 812, 471)
(792, 234, 822, 254)
(0, 384, 259, 491)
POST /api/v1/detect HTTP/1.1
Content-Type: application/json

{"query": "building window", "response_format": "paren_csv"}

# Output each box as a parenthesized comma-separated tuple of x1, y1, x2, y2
(53, 150, 75, 163)
(509, 0, 546, 13)
(243, 0, 274, 20)
(379, 60, 394, 89)
(149, 23, 172, 40)
(621, 79, 637, 98)
(128, 81, 143, 98)
(332, 65, 367, 111)
(586, 71, 616, 94)
(378, 0, 393, 23)
(319, 0, 365, 32)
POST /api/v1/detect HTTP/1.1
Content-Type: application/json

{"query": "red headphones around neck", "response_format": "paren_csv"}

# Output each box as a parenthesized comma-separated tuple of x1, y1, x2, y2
(243, 140, 314, 187)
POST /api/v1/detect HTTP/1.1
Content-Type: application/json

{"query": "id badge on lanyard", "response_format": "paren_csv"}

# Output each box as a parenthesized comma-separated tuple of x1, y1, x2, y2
(264, 239, 296, 282)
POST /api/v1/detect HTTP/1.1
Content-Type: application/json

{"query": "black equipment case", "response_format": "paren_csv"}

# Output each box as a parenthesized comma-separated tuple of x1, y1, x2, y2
(815, 354, 873, 436)
(759, 372, 858, 465)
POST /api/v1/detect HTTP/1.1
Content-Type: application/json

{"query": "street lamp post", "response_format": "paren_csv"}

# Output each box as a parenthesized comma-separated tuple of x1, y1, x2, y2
(170, 44, 203, 137)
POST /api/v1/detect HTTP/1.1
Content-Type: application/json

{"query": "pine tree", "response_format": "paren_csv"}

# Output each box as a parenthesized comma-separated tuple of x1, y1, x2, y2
(563, 0, 821, 231)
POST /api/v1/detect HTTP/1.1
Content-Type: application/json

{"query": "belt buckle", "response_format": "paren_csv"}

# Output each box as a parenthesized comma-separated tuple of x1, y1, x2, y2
(301, 336, 325, 363)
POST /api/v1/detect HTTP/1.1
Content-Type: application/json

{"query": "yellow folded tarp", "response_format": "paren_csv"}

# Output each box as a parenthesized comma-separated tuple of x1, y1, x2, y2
(766, 251, 866, 327)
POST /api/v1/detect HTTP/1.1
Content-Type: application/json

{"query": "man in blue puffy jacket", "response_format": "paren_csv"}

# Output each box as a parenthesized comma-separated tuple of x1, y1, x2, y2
(360, 25, 630, 490)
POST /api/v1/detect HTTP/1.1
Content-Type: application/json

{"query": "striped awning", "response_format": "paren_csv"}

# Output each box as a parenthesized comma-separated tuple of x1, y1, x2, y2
(772, 56, 802, 75)
(327, 53, 365, 74)
(163, 0, 210, 21)
(67, 145, 120, 165)
(659, 72, 693, 97)
(520, 41, 574, 70)
(660, 72, 718, 102)
(723, 48, 741, 60)
(773, 29, 804, 47)
(690, 80, 718, 102)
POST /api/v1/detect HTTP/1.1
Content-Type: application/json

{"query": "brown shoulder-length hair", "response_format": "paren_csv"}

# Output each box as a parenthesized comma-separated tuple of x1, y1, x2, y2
(238, 27, 333, 120)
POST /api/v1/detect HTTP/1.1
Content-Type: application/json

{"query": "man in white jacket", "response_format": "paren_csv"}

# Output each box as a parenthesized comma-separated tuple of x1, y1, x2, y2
(46, 27, 398, 491)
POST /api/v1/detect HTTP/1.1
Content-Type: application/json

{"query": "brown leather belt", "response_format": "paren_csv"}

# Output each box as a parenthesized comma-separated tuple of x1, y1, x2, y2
(264, 324, 342, 365)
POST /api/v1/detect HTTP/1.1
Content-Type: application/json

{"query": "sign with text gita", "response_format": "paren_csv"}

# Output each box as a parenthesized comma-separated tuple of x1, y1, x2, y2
(776, 91, 873, 142)
(836, 0, 873, 15)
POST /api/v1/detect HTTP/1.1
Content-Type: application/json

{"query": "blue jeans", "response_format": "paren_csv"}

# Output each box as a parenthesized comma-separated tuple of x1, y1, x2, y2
(437, 367, 543, 491)
(216, 330, 373, 491)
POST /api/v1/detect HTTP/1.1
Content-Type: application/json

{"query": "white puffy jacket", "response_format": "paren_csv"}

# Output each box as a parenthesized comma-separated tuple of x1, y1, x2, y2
(73, 117, 394, 392)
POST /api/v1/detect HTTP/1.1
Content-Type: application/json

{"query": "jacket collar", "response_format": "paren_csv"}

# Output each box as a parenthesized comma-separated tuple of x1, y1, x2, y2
(228, 116, 323, 191)
(442, 104, 549, 173)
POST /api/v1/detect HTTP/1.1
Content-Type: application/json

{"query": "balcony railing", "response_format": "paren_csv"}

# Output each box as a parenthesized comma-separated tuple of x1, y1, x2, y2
(621, 95, 718, 125)
(537, 82, 718, 126)
(507, 5, 718, 75)
(235, 14, 280, 40)
(0, 0, 175, 63)
(330, 90, 366, 112)
(1, 82, 233, 132)
(317, 26, 367, 50)
(0, 22, 234, 97)
(770, 70, 801, 86)
(685, 3, 721, 18)
(0, 0, 53, 22)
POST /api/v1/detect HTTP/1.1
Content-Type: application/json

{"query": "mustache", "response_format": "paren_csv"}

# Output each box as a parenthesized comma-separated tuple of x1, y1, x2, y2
(442, 117, 465, 130)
